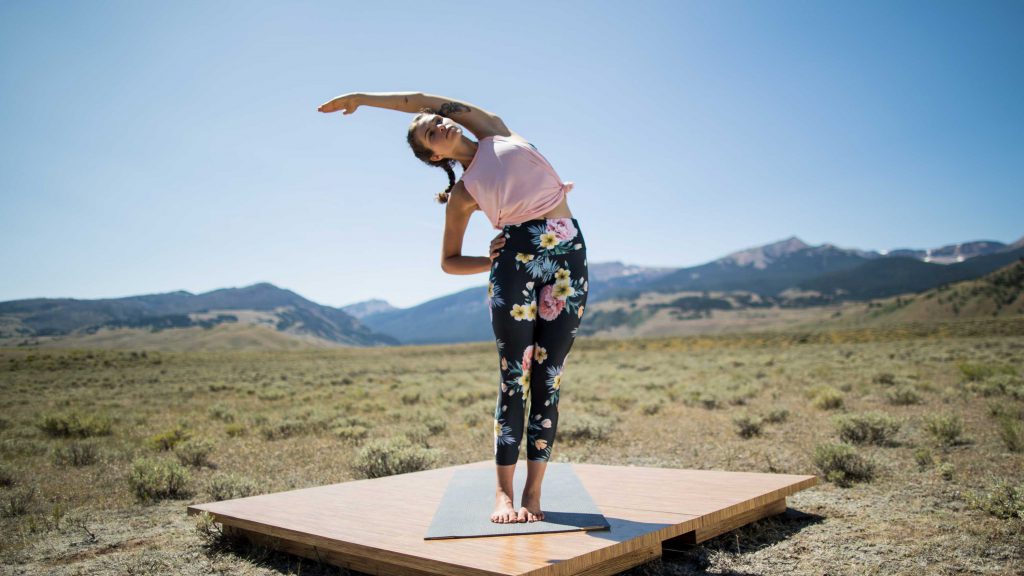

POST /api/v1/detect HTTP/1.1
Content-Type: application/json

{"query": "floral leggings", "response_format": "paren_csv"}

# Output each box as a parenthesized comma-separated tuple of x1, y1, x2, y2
(487, 217, 588, 464)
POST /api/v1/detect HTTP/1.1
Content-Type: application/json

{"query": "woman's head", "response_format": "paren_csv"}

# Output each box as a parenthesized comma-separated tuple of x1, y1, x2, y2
(407, 108, 466, 204)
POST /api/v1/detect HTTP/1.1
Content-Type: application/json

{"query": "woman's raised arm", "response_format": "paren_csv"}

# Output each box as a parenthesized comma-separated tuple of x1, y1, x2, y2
(318, 92, 508, 139)
(318, 91, 427, 114)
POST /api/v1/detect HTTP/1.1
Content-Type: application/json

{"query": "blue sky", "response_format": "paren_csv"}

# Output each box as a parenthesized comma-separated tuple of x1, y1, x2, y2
(2, 0, 1021, 308)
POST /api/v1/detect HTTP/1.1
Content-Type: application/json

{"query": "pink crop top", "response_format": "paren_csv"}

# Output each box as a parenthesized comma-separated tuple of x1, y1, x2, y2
(460, 135, 574, 230)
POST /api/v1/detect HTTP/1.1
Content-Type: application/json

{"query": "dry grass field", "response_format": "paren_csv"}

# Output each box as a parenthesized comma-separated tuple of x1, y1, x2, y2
(1, 317, 1022, 575)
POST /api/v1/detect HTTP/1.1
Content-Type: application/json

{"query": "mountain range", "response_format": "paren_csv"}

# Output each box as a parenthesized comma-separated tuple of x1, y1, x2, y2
(2, 235, 1020, 348)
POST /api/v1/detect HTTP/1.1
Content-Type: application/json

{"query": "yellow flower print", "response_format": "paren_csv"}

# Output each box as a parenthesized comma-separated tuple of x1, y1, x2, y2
(552, 373, 562, 390)
(577, 304, 584, 319)
(518, 371, 530, 389)
(523, 382, 531, 402)
(516, 252, 535, 264)
(527, 301, 537, 320)
(494, 419, 502, 437)
(487, 281, 494, 298)
(552, 282, 574, 300)
(533, 345, 547, 364)
(539, 232, 559, 249)
(554, 268, 570, 282)
(511, 303, 529, 320)
(534, 438, 548, 451)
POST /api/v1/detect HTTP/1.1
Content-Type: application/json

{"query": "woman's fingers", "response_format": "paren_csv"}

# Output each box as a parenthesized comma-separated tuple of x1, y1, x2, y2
(317, 95, 358, 114)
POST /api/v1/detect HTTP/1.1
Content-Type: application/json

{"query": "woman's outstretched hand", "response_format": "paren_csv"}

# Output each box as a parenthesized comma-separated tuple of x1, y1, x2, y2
(317, 93, 361, 115)
(489, 232, 507, 262)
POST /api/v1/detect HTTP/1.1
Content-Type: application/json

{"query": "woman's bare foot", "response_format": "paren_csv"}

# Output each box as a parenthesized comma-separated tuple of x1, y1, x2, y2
(491, 489, 520, 523)
(517, 489, 544, 522)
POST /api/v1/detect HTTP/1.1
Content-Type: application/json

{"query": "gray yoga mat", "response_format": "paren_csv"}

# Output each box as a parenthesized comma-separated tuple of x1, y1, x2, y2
(424, 462, 611, 539)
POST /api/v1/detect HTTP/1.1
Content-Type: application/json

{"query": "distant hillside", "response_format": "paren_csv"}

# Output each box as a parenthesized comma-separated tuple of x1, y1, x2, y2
(839, 258, 1024, 325)
(601, 238, 873, 299)
(359, 286, 491, 345)
(800, 247, 1024, 299)
(340, 298, 398, 319)
(886, 240, 1009, 264)
(0, 283, 398, 348)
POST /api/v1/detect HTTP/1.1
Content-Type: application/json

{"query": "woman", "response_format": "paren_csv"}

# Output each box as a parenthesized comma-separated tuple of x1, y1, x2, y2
(317, 92, 588, 525)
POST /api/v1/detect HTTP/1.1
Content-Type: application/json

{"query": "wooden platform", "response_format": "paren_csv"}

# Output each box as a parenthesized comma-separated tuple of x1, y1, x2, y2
(187, 460, 818, 576)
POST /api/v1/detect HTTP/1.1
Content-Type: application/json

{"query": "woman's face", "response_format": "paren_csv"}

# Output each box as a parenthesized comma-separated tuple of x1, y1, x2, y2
(415, 113, 462, 160)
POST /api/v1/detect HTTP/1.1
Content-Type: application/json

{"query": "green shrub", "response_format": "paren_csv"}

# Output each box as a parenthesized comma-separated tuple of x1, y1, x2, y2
(811, 387, 844, 410)
(351, 436, 440, 479)
(259, 418, 310, 440)
(733, 414, 764, 438)
(610, 393, 637, 411)
(965, 476, 1024, 520)
(175, 437, 216, 467)
(886, 385, 923, 406)
(560, 414, 615, 443)
(0, 484, 37, 517)
(683, 390, 720, 409)
(762, 408, 790, 424)
(36, 411, 113, 438)
(938, 462, 955, 481)
(913, 447, 934, 469)
(128, 457, 192, 503)
(333, 425, 369, 442)
(832, 412, 902, 446)
(699, 394, 720, 409)
(225, 423, 247, 437)
(402, 423, 432, 446)
(256, 385, 289, 401)
(401, 391, 421, 405)
(147, 425, 190, 451)
(957, 362, 1017, 382)
(922, 413, 965, 446)
(873, 373, 897, 386)
(996, 415, 1024, 453)
(726, 383, 760, 406)
(0, 463, 14, 487)
(641, 400, 664, 415)
(420, 415, 447, 435)
(52, 440, 100, 467)
(208, 403, 237, 423)
(205, 472, 259, 501)
(813, 443, 875, 487)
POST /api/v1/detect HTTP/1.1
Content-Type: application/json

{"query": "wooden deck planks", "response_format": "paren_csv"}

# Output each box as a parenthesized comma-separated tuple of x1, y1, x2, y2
(187, 459, 817, 576)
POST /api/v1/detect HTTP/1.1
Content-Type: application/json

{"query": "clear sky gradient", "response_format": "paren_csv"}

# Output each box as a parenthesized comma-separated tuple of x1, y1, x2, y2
(2, 0, 1021, 308)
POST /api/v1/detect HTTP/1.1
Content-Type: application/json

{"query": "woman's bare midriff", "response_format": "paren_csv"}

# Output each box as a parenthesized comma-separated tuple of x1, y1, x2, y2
(539, 195, 573, 219)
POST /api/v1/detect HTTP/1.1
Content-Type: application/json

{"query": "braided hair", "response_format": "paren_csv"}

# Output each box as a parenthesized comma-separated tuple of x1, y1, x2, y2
(406, 107, 458, 204)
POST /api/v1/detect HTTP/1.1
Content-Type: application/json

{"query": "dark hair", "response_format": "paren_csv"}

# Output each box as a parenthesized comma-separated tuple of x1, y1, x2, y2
(407, 107, 457, 204)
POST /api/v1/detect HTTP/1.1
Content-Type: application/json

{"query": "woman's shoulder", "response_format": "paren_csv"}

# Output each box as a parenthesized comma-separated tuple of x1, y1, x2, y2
(491, 131, 538, 152)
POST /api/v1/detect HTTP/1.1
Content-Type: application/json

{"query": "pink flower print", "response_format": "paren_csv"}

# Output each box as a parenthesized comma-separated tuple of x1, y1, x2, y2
(522, 345, 534, 374)
(546, 218, 577, 243)
(538, 284, 565, 321)
(541, 418, 552, 429)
